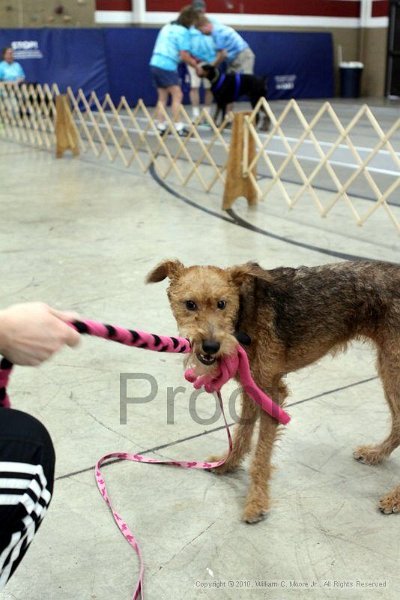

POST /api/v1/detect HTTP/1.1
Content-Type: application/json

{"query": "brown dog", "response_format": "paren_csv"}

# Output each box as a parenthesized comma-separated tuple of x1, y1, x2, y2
(146, 259, 400, 523)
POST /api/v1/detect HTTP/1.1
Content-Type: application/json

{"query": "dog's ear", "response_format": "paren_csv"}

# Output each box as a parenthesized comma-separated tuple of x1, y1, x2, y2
(146, 259, 184, 283)
(229, 262, 257, 286)
(229, 262, 268, 287)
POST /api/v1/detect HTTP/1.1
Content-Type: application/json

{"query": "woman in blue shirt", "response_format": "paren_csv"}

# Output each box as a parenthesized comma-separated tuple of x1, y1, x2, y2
(150, 7, 199, 136)
(0, 47, 25, 84)
(187, 26, 216, 122)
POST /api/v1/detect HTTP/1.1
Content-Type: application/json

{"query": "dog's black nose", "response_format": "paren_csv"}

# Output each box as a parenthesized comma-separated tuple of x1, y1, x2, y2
(202, 340, 220, 355)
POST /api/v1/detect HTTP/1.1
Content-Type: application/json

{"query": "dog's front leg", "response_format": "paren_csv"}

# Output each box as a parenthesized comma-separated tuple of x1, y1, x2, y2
(242, 375, 288, 523)
(213, 104, 220, 125)
(220, 104, 227, 123)
(242, 411, 279, 523)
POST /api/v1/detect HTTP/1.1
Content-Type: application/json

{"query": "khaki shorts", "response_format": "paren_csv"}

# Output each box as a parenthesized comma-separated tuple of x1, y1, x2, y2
(187, 65, 211, 89)
(227, 47, 255, 75)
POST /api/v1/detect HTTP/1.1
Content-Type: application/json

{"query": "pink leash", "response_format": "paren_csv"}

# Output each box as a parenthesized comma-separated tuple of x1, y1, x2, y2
(0, 319, 290, 599)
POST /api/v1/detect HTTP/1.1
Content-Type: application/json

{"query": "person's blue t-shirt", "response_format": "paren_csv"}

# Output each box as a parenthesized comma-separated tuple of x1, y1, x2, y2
(0, 61, 25, 82)
(150, 23, 191, 71)
(189, 27, 216, 63)
(211, 22, 248, 62)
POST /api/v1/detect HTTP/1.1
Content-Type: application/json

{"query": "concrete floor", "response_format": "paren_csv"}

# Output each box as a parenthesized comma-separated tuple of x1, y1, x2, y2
(1, 120, 400, 600)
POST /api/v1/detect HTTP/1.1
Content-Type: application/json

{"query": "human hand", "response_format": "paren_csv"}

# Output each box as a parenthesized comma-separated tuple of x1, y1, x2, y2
(213, 50, 227, 65)
(0, 302, 80, 366)
(196, 64, 205, 76)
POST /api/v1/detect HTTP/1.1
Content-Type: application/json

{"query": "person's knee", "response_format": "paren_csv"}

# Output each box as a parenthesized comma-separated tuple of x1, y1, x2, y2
(0, 410, 55, 587)
(0, 408, 51, 443)
(171, 87, 183, 102)
(157, 89, 168, 103)
(0, 409, 55, 483)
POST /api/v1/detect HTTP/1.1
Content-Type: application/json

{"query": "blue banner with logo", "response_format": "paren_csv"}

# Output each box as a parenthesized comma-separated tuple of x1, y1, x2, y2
(0, 29, 109, 99)
(0, 28, 333, 104)
(243, 30, 334, 99)
(103, 28, 333, 104)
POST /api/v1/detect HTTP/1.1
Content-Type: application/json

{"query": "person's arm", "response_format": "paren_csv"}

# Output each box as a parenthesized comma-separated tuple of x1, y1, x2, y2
(195, 49, 226, 75)
(211, 49, 227, 66)
(0, 302, 80, 366)
(178, 26, 198, 68)
(180, 49, 199, 68)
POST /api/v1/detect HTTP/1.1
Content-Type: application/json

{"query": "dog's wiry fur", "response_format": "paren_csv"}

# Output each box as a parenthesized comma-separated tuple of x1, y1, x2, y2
(147, 259, 400, 523)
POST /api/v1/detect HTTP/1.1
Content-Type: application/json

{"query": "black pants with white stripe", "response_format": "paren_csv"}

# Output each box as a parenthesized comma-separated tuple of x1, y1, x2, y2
(0, 408, 55, 589)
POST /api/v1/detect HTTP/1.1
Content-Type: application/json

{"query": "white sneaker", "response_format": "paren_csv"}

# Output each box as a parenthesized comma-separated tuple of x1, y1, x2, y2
(175, 123, 190, 137)
(156, 122, 167, 136)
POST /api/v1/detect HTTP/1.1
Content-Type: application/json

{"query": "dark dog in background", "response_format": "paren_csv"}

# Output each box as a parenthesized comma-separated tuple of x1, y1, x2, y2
(198, 63, 270, 130)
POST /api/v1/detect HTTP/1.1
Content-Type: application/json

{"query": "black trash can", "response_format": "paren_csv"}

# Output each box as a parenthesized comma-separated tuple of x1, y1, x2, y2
(339, 61, 364, 98)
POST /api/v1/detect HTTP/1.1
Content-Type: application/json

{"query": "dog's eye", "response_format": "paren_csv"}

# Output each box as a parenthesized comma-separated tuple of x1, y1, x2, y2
(185, 300, 197, 311)
(217, 300, 226, 310)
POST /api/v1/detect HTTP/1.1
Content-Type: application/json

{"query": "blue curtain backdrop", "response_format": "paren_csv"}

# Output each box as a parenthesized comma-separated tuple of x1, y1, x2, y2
(0, 28, 333, 105)
(0, 29, 109, 98)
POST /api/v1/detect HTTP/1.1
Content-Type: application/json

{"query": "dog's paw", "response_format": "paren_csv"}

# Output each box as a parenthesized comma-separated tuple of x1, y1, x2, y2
(242, 506, 269, 524)
(379, 488, 400, 514)
(353, 445, 385, 465)
(242, 499, 269, 524)
(207, 455, 238, 474)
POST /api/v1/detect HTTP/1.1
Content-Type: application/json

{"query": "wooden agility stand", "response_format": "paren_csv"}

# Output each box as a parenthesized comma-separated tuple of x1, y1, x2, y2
(55, 94, 79, 158)
(222, 112, 258, 210)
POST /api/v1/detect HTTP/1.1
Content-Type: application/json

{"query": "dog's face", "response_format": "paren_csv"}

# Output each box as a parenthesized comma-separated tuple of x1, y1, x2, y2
(197, 63, 217, 82)
(146, 260, 252, 369)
